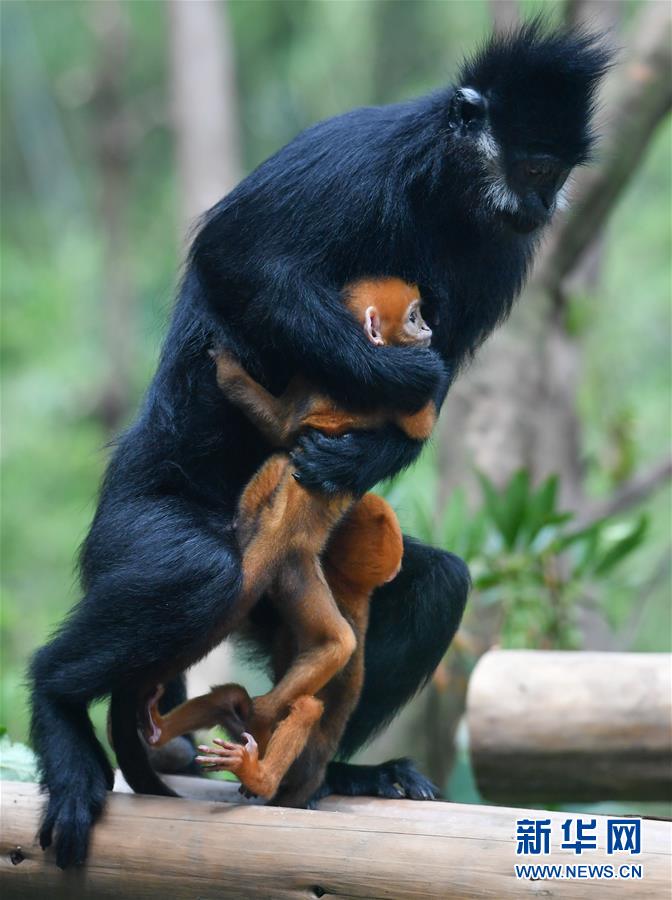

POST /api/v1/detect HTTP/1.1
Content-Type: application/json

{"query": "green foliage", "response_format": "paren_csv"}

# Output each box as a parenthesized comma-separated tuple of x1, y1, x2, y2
(382, 467, 649, 650)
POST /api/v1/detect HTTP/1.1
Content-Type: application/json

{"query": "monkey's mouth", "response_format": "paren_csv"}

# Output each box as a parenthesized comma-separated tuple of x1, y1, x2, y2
(501, 206, 551, 234)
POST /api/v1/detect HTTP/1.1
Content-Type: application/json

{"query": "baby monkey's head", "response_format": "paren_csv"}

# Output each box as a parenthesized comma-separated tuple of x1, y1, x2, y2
(344, 277, 432, 349)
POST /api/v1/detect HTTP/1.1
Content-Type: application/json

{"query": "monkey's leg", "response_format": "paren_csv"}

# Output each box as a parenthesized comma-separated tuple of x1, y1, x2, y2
(273, 631, 367, 809)
(251, 556, 356, 731)
(196, 695, 324, 799)
(237, 456, 350, 589)
(327, 539, 469, 801)
(144, 683, 253, 748)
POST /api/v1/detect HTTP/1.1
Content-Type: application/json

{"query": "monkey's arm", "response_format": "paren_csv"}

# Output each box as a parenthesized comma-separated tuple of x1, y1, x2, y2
(210, 350, 299, 447)
(196, 255, 444, 413)
(291, 426, 422, 495)
(213, 348, 433, 445)
(292, 360, 451, 494)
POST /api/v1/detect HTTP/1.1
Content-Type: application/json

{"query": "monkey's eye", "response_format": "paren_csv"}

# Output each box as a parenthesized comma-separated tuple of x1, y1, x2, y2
(409, 310, 417, 324)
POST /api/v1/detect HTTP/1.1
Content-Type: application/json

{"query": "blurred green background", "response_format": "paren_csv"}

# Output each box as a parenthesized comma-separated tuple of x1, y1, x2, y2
(1, 0, 670, 804)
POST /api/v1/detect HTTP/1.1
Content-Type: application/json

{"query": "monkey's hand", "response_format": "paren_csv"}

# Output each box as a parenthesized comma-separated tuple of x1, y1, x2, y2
(291, 426, 423, 496)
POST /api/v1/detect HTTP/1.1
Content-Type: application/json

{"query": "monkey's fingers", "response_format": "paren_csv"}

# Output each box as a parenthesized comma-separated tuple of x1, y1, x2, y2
(196, 742, 232, 759)
(196, 749, 245, 772)
(197, 742, 246, 763)
(195, 757, 235, 771)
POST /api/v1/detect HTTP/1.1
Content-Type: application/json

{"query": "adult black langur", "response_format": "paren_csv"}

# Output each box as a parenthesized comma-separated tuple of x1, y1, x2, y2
(29, 21, 610, 868)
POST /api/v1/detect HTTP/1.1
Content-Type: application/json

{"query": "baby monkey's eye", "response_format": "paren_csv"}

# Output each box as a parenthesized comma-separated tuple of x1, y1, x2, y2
(409, 310, 417, 323)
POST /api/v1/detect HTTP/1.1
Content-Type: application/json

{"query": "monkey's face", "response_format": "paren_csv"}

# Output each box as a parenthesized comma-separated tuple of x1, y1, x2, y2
(449, 24, 610, 235)
(400, 299, 433, 348)
(448, 86, 574, 234)
(364, 298, 432, 349)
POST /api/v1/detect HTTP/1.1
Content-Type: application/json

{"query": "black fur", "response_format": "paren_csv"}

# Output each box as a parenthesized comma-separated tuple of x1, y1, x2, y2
(29, 23, 609, 867)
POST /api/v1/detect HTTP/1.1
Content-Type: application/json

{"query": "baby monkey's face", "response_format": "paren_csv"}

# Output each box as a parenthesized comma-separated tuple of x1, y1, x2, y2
(364, 297, 432, 349)
(400, 299, 432, 348)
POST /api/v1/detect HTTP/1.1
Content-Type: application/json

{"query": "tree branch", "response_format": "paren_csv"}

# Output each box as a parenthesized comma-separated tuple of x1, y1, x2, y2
(576, 456, 672, 528)
(535, 1, 672, 295)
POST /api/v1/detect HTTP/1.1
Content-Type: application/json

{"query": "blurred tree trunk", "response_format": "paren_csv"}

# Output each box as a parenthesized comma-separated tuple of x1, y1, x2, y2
(90, 1, 135, 433)
(363, 0, 672, 790)
(168, 0, 241, 239)
(167, 0, 242, 697)
(489, 0, 520, 33)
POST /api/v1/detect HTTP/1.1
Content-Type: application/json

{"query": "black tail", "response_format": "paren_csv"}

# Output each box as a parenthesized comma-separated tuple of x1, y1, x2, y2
(109, 687, 178, 797)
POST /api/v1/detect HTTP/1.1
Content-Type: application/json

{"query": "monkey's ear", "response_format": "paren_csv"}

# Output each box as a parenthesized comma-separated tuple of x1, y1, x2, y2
(448, 87, 486, 131)
(364, 306, 384, 346)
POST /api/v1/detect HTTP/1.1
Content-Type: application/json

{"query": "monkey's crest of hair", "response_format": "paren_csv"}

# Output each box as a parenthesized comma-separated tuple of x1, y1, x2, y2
(458, 19, 613, 166)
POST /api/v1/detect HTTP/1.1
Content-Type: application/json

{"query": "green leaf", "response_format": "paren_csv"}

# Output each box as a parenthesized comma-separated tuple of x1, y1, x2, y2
(478, 469, 531, 550)
(594, 515, 648, 576)
(523, 475, 559, 540)
(440, 488, 467, 550)
(477, 471, 509, 541)
(503, 469, 531, 549)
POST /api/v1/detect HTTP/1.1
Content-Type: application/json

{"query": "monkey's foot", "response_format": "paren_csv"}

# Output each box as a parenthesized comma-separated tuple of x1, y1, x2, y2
(325, 758, 440, 801)
(196, 733, 272, 798)
(143, 684, 165, 746)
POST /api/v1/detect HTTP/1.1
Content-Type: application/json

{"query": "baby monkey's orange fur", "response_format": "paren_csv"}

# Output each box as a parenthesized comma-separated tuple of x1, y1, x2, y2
(145, 278, 435, 804)
(211, 278, 435, 444)
(148, 494, 403, 806)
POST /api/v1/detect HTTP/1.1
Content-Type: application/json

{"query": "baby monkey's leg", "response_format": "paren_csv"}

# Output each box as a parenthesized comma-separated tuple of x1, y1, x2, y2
(196, 695, 324, 799)
(209, 348, 295, 446)
(144, 683, 253, 748)
(251, 554, 357, 732)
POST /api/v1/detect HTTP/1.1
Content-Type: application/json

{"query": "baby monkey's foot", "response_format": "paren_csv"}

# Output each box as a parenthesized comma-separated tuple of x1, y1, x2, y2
(143, 684, 165, 746)
(196, 733, 265, 796)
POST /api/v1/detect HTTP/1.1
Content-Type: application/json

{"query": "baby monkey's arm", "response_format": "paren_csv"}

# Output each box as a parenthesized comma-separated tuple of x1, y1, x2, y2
(211, 349, 392, 443)
(211, 347, 437, 443)
(210, 349, 303, 447)
(211, 276, 439, 450)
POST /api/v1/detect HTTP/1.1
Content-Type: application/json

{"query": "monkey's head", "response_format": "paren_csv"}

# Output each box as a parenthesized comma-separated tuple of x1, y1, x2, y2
(449, 21, 611, 234)
(365, 298, 432, 349)
(345, 278, 432, 349)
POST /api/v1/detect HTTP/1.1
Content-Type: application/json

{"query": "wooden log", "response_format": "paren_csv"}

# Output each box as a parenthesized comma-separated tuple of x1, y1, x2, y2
(2, 781, 671, 898)
(467, 650, 672, 803)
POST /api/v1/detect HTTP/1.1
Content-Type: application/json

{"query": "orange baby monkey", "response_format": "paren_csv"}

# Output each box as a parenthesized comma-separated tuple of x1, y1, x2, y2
(209, 278, 435, 445)
(147, 493, 403, 807)
(144, 278, 436, 803)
